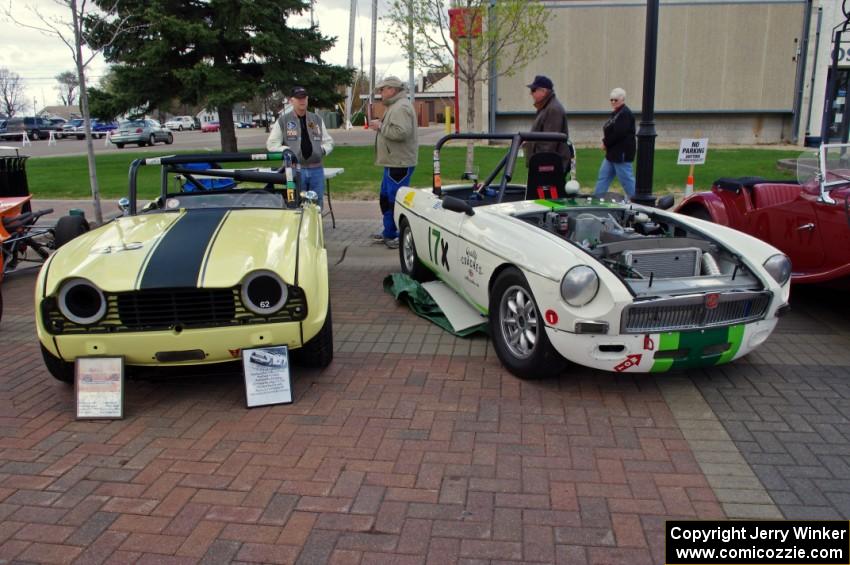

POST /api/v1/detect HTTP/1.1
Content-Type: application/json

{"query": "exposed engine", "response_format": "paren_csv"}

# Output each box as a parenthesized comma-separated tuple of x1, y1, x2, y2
(518, 206, 763, 297)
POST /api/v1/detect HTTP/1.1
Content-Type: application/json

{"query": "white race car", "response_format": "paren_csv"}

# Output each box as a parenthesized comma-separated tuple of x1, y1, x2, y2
(394, 133, 791, 379)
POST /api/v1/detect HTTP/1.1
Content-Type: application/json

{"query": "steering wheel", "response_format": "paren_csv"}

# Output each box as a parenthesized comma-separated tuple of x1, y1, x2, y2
(235, 189, 273, 207)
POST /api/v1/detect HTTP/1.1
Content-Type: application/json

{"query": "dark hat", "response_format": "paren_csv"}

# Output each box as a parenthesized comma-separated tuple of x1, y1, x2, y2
(527, 75, 554, 90)
(290, 86, 308, 98)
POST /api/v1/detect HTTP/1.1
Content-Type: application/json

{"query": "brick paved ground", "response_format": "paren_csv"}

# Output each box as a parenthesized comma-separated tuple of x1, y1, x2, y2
(0, 203, 848, 564)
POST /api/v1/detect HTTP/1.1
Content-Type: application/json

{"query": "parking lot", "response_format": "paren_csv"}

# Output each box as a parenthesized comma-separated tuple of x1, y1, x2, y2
(0, 201, 848, 564)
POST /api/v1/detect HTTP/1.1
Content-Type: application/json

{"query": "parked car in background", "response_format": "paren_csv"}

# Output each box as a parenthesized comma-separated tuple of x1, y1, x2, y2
(57, 118, 83, 139)
(676, 143, 850, 286)
(110, 119, 174, 148)
(47, 117, 66, 129)
(0, 120, 6, 135)
(0, 116, 60, 141)
(201, 121, 220, 133)
(76, 119, 118, 140)
(165, 115, 196, 131)
(236, 121, 254, 129)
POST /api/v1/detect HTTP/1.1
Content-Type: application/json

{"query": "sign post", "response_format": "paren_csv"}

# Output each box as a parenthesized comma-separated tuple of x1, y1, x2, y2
(677, 138, 709, 196)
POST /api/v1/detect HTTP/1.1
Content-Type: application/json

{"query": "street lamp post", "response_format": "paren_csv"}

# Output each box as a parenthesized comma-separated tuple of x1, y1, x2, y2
(632, 0, 660, 207)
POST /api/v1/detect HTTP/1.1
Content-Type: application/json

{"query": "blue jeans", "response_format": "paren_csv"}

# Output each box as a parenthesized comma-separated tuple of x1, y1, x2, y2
(299, 167, 326, 209)
(594, 159, 635, 199)
(380, 166, 415, 239)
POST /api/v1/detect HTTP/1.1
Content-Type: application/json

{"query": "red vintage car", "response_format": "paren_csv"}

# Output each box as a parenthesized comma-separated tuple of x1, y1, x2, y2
(201, 121, 220, 133)
(675, 143, 850, 285)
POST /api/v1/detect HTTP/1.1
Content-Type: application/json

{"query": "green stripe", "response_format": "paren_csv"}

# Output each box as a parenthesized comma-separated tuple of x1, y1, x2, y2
(717, 324, 745, 364)
(651, 332, 680, 372)
(649, 325, 745, 372)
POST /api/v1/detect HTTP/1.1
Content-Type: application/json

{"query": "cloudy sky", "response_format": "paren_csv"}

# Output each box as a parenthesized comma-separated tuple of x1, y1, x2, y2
(0, 0, 409, 113)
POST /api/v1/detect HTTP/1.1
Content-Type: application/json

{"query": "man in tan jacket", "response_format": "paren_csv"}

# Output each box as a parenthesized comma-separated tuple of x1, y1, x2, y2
(368, 76, 418, 249)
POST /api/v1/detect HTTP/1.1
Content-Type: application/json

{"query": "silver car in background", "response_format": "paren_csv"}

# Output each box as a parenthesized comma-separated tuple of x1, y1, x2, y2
(110, 119, 174, 148)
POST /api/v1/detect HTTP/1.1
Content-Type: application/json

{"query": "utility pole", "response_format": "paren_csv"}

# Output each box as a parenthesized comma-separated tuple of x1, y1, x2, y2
(408, 0, 415, 100)
(368, 0, 377, 122)
(632, 0, 660, 207)
(344, 0, 357, 129)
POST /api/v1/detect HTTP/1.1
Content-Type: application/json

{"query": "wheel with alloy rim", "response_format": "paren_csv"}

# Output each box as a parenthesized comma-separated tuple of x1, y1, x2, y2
(488, 268, 565, 380)
(398, 217, 433, 282)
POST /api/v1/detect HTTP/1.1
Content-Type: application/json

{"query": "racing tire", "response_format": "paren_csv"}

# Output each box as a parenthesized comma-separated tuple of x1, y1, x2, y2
(148, 134, 156, 146)
(165, 133, 173, 145)
(116, 143, 124, 149)
(682, 206, 713, 223)
(295, 303, 333, 369)
(399, 217, 434, 282)
(54, 215, 90, 249)
(41, 344, 74, 383)
(489, 268, 566, 380)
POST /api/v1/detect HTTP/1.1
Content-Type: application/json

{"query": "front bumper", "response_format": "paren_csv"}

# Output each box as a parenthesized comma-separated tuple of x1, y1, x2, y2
(545, 318, 778, 373)
(42, 321, 305, 367)
(110, 134, 147, 144)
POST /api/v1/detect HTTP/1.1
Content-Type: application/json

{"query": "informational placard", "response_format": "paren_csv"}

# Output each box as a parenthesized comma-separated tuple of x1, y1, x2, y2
(242, 346, 293, 408)
(677, 138, 709, 165)
(75, 357, 124, 420)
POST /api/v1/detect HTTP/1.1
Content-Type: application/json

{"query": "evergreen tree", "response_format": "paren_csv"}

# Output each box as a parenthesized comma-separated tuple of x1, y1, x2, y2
(90, 0, 351, 151)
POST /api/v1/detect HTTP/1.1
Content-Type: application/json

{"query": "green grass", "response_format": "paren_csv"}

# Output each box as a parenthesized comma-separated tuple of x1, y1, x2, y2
(25, 145, 802, 199)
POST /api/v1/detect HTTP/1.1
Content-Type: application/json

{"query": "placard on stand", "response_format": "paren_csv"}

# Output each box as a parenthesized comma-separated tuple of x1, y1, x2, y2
(75, 357, 124, 420)
(242, 346, 293, 408)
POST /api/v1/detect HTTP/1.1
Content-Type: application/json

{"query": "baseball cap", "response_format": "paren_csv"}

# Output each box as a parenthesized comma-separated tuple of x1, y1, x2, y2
(290, 86, 308, 98)
(527, 75, 554, 90)
(375, 76, 405, 90)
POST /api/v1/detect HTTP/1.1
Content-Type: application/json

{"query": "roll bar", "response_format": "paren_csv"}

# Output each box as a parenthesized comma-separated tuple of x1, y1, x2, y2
(431, 132, 569, 202)
(127, 150, 297, 215)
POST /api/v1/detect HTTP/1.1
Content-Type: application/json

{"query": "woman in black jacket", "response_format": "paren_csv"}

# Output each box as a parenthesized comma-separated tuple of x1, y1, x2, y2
(593, 88, 636, 199)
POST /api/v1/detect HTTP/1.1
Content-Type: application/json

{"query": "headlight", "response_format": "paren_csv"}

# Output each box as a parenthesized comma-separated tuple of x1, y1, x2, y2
(763, 254, 791, 286)
(58, 278, 106, 325)
(560, 265, 599, 306)
(241, 270, 288, 315)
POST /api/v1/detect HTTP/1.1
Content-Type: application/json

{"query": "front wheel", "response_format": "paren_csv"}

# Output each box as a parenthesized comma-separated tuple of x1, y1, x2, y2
(41, 344, 74, 383)
(116, 143, 124, 148)
(399, 217, 434, 282)
(489, 268, 565, 380)
(295, 304, 333, 368)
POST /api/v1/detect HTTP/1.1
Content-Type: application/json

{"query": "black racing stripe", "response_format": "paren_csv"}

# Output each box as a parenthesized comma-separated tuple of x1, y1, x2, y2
(140, 209, 228, 289)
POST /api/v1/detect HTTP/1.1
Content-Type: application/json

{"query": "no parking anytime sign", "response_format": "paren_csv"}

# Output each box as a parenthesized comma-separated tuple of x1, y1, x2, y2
(678, 138, 709, 165)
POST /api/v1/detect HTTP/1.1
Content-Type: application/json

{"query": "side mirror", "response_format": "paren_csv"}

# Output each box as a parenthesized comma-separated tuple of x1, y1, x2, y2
(656, 194, 675, 210)
(442, 195, 475, 216)
(118, 197, 130, 215)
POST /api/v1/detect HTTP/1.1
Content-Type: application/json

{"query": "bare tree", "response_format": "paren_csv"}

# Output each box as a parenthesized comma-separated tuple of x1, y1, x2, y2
(55, 70, 79, 106)
(385, 0, 548, 172)
(4, 0, 142, 225)
(0, 67, 25, 117)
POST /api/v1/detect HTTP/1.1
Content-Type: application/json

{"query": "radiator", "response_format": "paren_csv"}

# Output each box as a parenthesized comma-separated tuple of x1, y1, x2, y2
(621, 247, 701, 278)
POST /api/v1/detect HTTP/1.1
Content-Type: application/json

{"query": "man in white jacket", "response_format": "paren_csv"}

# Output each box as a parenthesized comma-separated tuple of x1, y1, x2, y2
(266, 87, 334, 208)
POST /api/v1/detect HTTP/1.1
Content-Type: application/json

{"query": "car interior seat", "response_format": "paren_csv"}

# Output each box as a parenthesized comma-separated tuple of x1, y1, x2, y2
(526, 152, 566, 200)
(180, 162, 237, 192)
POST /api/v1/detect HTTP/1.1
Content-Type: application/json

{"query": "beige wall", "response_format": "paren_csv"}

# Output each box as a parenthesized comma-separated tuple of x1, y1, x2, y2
(496, 1, 804, 114)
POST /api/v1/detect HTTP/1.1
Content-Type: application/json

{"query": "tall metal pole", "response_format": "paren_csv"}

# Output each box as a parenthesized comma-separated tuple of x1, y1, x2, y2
(632, 0, 659, 207)
(368, 0, 377, 122)
(344, 0, 357, 129)
(408, 0, 416, 100)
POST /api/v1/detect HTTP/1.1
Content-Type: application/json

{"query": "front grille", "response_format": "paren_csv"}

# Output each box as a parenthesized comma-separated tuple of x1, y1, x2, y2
(43, 286, 307, 335)
(621, 291, 771, 333)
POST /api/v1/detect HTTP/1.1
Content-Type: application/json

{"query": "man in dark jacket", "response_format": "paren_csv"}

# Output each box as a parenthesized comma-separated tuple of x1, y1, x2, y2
(594, 87, 636, 199)
(524, 75, 571, 173)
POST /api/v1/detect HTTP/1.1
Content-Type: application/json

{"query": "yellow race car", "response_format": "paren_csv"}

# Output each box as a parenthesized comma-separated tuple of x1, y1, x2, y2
(36, 152, 331, 382)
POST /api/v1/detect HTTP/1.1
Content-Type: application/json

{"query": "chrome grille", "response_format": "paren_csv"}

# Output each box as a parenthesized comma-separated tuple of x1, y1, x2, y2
(621, 291, 771, 333)
(43, 286, 307, 335)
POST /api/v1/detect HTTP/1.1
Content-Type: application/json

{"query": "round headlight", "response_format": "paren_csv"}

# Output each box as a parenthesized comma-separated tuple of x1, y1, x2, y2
(763, 254, 791, 286)
(58, 278, 106, 325)
(560, 265, 599, 307)
(241, 270, 288, 315)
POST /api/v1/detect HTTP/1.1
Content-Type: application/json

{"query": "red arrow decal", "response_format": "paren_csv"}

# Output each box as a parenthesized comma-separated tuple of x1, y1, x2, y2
(228, 349, 241, 358)
(614, 354, 642, 372)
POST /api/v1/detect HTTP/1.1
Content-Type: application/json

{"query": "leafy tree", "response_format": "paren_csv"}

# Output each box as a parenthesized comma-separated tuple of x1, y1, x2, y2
(0, 67, 25, 117)
(89, 0, 352, 152)
(55, 70, 80, 106)
(385, 0, 548, 171)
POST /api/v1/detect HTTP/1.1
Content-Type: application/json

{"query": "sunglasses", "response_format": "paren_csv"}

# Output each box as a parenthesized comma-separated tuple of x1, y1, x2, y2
(610, 98, 620, 102)
(530, 88, 539, 93)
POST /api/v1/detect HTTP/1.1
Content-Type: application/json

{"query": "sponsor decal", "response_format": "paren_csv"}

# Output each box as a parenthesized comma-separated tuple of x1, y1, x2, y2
(460, 248, 482, 276)
(250, 154, 269, 161)
(403, 191, 415, 206)
(286, 120, 297, 130)
(428, 227, 450, 271)
(92, 242, 144, 254)
(286, 129, 297, 137)
(644, 334, 655, 350)
(705, 292, 720, 310)
(614, 354, 642, 372)
(545, 310, 558, 325)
